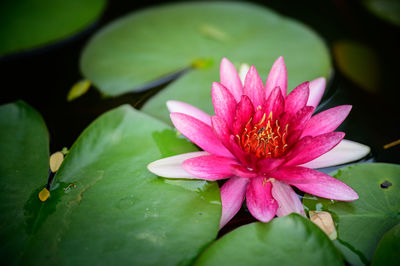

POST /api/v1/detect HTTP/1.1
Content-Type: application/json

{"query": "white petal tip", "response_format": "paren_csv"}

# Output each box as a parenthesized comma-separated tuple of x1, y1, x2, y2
(166, 100, 178, 112)
(238, 63, 250, 85)
(147, 152, 209, 178)
(311, 77, 326, 85)
(301, 139, 371, 169)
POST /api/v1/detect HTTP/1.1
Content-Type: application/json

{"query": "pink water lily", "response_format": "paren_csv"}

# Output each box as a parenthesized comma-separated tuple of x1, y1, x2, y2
(148, 57, 368, 228)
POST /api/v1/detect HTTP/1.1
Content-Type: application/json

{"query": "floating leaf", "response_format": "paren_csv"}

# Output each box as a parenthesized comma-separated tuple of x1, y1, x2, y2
(363, 0, 400, 27)
(371, 223, 400, 266)
(0, 0, 106, 57)
(80, 2, 331, 122)
(303, 163, 400, 265)
(195, 214, 344, 266)
(0, 102, 221, 265)
(67, 79, 91, 101)
(0, 101, 49, 263)
(333, 41, 380, 93)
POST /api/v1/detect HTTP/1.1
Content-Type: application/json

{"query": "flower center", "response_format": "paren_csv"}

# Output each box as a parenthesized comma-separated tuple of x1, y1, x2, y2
(235, 112, 288, 159)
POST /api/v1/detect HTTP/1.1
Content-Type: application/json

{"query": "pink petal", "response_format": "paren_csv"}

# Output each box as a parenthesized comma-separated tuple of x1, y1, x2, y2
(301, 139, 371, 169)
(220, 58, 243, 102)
(170, 112, 233, 157)
(264, 87, 285, 119)
(230, 165, 258, 178)
(257, 157, 285, 174)
(232, 95, 254, 135)
(285, 106, 315, 146)
(271, 180, 305, 217)
(212, 82, 236, 128)
(246, 177, 278, 222)
(211, 116, 232, 150)
(285, 132, 345, 166)
(229, 135, 250, 166)
(252, 105, 267, 126)
(307, 77, 326, 108)
(288, 106, 315, 132)
(147, 151, 209, 178)
(166, 100, 211, 126)
(265, 56, 287, 98)
(285, 130, 303, 149)
(244, 65, 265, 109)
(269, 166, 359, 201)
(220, 177, 250, 228)
(182, 155, 238, 180)
(302, 105, 352, 138)
(285, 82, 310, 115)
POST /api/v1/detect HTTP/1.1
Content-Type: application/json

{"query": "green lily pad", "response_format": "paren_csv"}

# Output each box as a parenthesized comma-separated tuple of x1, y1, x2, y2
(0, 101, 49, 264)
(0, 0, 106, 57)
(0, 101, 221, 265)
(195, 214, 344, 266)
(372, 223, 400, 266)
(80, 2, 331, 121)
(363, 0, 400, 27)
(333, 41, 380, 93)
(303, 163, 400, 265)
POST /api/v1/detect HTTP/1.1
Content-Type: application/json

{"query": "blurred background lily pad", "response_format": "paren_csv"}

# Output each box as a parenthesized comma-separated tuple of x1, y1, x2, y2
(0, 0, 106, 58)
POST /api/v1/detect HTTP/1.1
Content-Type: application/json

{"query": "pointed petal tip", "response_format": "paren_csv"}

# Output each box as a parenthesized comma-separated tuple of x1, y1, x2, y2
(219, 177, 250, 229)
(337, 131, 346, 139)
(344, 105, 352, 111)
(300, 139, 371, 169)
(246, 178, 278, 222)
(271, 167, 360, 202)
(166, 100, 181, 113)
(350, 191, 359, 201)
(337, 188, 359, 201)
(170, 112, 233, 157)
(272, 181, 306, 217)
(257, 215, 275, 223)
(211, 81, 225, 92)
(334, 105, 353, 121)
(147, 152, 209, 178)
(221, 57, 229, 64)
(277, 56, 284, 61)
(238, 63, 251, 85)
(167, 100, 211, 126)
(311, 77, 326, 84)
(308, 77, 326, 108)
(246, 65, 259, 79)
(302, 105, 353, 137)
(266, 57, 287, 97)
(147, 161, 155, 172)
(273, 56, 286, 67)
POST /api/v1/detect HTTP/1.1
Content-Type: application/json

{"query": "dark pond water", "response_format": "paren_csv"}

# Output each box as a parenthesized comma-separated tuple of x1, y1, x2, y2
(1, 0, 399, 234)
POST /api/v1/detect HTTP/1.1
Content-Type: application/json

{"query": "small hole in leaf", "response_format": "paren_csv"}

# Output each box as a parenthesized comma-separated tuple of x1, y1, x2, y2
(380, 180, 392, 189)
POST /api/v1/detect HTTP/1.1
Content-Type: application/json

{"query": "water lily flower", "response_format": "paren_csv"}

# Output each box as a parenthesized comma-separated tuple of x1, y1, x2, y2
(148, 57, 369, 228)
